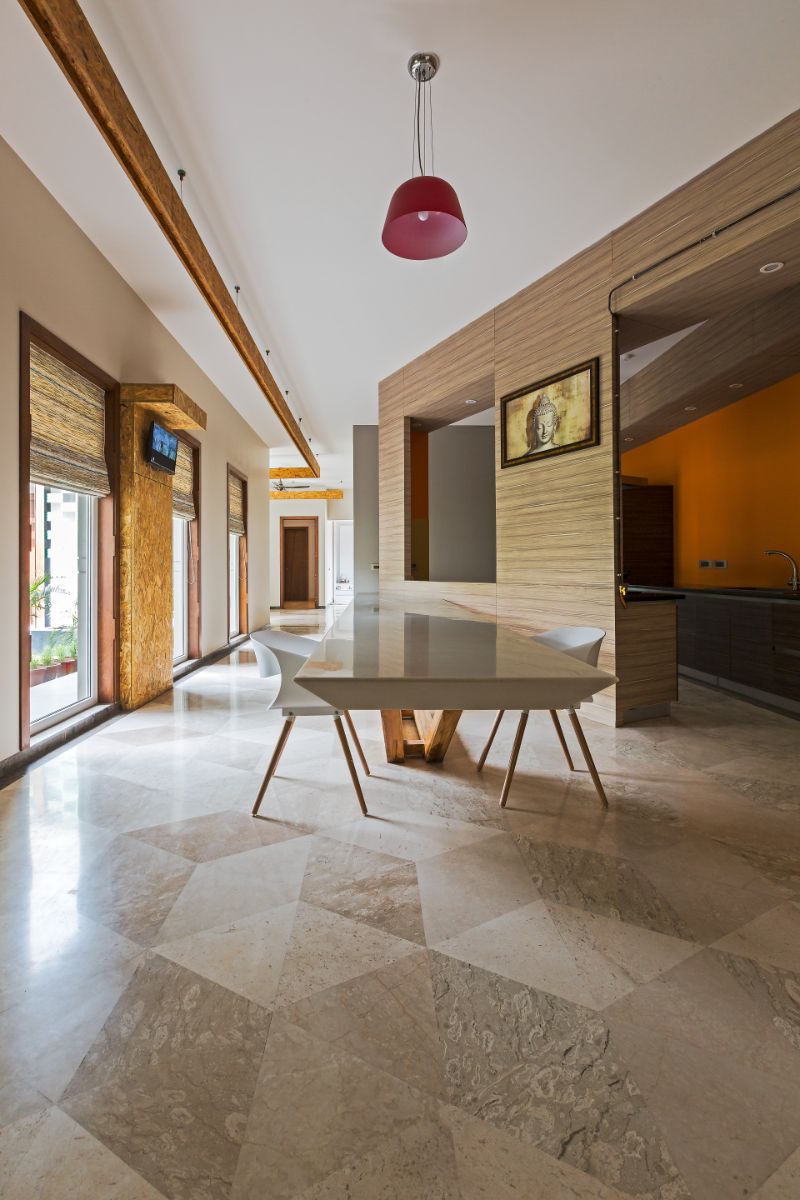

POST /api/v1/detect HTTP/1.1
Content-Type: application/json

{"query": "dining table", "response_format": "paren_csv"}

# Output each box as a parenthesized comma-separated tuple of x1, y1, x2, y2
(296, 595, 617, 765)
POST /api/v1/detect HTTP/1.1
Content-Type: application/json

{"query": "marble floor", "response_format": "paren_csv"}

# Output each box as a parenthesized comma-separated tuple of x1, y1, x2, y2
(1, 615, 799, 1199)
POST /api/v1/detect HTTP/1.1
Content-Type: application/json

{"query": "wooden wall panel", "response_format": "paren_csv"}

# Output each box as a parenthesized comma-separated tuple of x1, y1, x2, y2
(494, 240, 618, 724)
(119, 400, 184, 708)
(616, 602, 678, 716)
(611, 110, 800, 279)
(378, 368, 410, 585)
(378, 313, 497, 609)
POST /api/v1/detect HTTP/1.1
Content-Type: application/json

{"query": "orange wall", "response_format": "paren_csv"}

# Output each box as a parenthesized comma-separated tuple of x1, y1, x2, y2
(621, 372, 800, 588)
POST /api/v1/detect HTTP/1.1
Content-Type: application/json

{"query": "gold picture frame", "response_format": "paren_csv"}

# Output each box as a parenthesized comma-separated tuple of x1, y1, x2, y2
(500, 358, 599, 468)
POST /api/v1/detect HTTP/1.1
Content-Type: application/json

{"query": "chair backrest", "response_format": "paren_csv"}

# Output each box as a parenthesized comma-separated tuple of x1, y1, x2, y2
(533, 626, 606, 667)
(249, 629, 317, 680)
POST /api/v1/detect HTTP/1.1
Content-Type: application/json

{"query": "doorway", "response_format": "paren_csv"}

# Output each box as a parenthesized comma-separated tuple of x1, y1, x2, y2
(333, 520, 354, 600)
(280, 516, 319, 607)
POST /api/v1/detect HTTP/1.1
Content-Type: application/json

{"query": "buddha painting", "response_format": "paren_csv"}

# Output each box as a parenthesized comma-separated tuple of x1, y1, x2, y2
(500, 358, 599, 467)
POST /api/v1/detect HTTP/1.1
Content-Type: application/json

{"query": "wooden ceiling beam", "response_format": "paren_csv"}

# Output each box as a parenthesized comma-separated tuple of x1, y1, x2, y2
(269, 466, 317, 478)
(270, 489, 343, 501)
(18, 0, 319, 476)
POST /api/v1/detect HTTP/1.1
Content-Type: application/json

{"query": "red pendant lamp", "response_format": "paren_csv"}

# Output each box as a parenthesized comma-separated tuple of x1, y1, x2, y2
(382, 53, 467, 260)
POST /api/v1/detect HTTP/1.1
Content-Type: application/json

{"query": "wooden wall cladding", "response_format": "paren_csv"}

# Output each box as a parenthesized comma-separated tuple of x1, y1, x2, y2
(615, 602, 678, 717)
(494, 240, 618, 725)
(118, 401, 176, 708)
(610, 110, 800, 280)
(378, 313, 497, 616)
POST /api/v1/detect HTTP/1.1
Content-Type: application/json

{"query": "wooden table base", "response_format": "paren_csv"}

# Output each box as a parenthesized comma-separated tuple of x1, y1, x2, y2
(380, 709, 462, 764)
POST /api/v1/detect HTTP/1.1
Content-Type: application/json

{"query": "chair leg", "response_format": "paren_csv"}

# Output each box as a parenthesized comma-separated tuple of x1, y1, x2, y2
(549, 710, 575, 771)
(567, 709, 609, 809)
(343, 710, 370, 776)
(477, 710, 505, 772)
(252, 716, 295, 816)
(500, 711, 529, 808)
(333, 714, 369, 816)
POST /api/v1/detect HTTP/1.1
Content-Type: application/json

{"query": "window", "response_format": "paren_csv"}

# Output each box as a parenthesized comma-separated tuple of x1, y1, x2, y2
(172, 516, 188, 662)
(227, 467, 247, 640)
(29, 485, 96, 730)
(229, 532, 240, 637)
(172, 434, 200, 666)
(20, 319, 117, 748)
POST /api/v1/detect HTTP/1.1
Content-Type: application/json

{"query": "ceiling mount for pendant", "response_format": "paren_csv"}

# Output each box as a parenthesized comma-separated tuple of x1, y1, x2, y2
(408, 52, 439, 83)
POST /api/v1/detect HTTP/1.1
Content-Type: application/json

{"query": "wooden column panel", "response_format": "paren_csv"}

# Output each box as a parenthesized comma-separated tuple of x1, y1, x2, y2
(118, 402, 174, 708)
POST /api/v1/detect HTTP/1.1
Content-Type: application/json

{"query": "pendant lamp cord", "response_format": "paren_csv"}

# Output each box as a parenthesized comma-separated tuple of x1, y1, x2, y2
(410, 70, 435, 178)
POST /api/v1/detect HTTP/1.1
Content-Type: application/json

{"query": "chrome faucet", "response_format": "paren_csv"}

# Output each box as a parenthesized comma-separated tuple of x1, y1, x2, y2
(765, 550, 799, 591)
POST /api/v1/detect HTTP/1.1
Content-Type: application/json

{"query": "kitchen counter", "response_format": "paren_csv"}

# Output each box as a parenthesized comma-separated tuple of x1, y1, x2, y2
(628, 584, 799, 605)
(626, 588, 685, 603)
(626, 586, 800, 714)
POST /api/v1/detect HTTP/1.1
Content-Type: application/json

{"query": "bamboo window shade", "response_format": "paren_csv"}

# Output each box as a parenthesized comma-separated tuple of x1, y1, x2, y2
(172, 439, 196, 520)
(228, 471, 246, 536)
(29, 344, 110, 496)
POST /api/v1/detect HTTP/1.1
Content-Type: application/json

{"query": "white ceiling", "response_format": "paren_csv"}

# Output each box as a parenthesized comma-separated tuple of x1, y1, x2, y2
(4, 1, 800, 477)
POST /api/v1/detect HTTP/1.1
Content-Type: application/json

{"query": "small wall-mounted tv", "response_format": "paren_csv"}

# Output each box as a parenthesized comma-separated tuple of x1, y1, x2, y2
(146, 421, 178, 474)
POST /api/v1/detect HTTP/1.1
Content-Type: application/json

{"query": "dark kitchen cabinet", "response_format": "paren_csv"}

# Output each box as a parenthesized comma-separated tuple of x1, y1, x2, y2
(622, 485, 674, 587)
(677, 592, 800, 704)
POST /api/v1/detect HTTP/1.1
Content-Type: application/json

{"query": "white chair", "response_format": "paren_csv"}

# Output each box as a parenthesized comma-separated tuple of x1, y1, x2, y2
(477, 626, 608, 809)
(248, 629, 370, 817)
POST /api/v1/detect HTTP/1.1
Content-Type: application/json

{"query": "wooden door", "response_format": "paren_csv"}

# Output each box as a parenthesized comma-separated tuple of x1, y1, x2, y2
(280, 516, 319, 607)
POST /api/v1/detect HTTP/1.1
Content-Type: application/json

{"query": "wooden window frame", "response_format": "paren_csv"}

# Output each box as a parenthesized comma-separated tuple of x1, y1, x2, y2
(280, 515, 320, 608)
(177, 430, 202, 661)
(227, 464, 249, 640)
(19, 314, 119, 750)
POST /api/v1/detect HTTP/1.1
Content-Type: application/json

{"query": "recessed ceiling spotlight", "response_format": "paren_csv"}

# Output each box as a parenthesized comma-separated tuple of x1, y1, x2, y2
(623, 436, 634, 443)
(465, 399, 477, 405)
(759, 261, 784, 274)
(729, 382, 744, 390)
(684, 405, 697, 412)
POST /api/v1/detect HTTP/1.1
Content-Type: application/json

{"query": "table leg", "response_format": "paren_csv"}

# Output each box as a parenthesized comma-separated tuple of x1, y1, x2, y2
(500, 711, 529, 808)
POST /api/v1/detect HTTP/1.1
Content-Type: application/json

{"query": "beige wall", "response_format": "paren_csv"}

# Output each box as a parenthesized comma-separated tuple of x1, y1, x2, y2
(0, 135, 271, 761)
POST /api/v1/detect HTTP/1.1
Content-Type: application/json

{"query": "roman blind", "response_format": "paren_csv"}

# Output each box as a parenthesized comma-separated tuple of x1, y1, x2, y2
(172, 439, 196, 520)
(29, 344, 110, 496)
(228, 471, 246, 536)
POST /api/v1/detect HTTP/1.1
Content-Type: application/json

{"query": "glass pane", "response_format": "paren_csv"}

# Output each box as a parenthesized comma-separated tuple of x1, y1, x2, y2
(229, 533, 240, 636)
(172, 517, 188, 662)
(29, 485, 94, 727)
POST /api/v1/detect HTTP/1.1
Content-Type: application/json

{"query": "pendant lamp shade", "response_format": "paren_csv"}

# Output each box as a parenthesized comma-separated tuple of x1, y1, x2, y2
(382, 175, 467, 260)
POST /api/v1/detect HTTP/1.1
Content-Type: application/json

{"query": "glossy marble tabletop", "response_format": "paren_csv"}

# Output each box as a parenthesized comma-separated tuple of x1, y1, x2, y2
(296, 596, 616, 711)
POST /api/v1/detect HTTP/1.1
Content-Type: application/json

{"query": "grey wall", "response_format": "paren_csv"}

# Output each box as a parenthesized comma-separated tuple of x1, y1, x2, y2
(353, 425, 379, 594)
(429, 427, 496, 583)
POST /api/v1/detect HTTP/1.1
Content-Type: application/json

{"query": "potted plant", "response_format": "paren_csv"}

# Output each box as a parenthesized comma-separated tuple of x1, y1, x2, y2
(46, 625, 79, 679)
(29, 654, 48, 687)
(40, 646, 58, 683)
